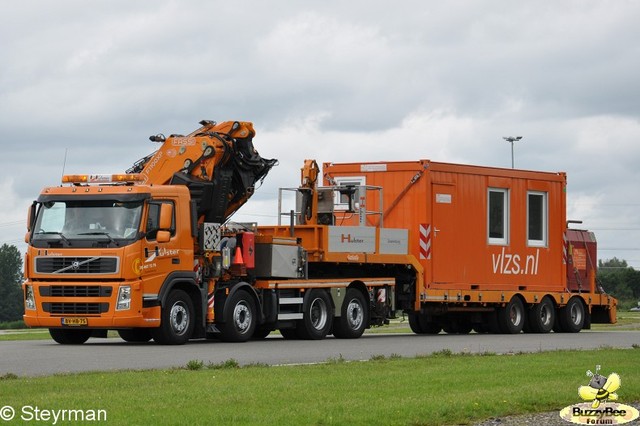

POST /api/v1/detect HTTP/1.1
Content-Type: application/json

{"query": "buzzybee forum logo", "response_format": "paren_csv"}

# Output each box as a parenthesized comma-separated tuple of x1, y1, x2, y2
(559, 365, 639, 425)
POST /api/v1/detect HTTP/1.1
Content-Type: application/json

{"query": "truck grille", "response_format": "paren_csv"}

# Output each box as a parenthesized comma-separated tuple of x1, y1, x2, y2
(42, 302, 109, 315)
(35, 257, 119, 274)
(39, 286, 113, 298)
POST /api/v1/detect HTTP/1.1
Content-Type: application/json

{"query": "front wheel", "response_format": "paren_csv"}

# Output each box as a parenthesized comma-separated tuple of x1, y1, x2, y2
(219, 289, 257, 342)
(152, 289, 194, 345)
(333, 288, 368, 339)
(118, 328, 153, 342)
(49, 328, 91, 345)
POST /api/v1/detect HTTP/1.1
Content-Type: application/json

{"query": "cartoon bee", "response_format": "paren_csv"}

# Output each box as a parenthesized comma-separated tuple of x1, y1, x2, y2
(578, 365, 621, 408)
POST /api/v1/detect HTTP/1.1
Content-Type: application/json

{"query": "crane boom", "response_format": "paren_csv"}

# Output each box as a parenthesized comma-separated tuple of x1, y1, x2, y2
(128, 120, 277, 224)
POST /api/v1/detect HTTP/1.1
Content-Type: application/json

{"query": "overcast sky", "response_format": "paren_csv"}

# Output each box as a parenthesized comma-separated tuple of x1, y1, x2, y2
(1, 1, 639, 269)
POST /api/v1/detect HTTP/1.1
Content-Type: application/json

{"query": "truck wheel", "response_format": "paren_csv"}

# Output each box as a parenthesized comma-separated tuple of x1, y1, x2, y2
(297, 290, 333, 340)
(409, 313, 441, 334)
(527, 297, 555, 333)
(118, 328, 153, 342)
(497, 296, 525, 334)
(333, 289, 368, 339)
(152, 289, 194, 345)
(558, 297, 585, 333)
(49, 328, 91, 344)
(219, 289, 256, 342)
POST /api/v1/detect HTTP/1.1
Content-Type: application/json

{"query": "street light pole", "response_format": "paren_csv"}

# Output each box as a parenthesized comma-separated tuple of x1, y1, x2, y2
(503, 136, 523, 169)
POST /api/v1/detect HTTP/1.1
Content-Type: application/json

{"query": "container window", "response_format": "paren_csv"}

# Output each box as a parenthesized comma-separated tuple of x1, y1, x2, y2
(488, 188, 509, 245)
(333, 176, 365, 211)
(527, 191, 547, 247)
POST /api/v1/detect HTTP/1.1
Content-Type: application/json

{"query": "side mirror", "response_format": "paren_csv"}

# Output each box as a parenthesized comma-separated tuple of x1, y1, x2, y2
(26, 202, 37, 232)
(156, 230, 171, 243)
(159, 203, 173, 230)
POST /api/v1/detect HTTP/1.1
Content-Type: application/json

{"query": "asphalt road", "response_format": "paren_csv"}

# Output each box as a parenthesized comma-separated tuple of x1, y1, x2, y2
(2, 331, 639, 377)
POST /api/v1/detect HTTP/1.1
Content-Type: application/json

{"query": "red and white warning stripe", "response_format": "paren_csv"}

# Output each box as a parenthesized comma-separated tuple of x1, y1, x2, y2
(419, 223, 431, 260)
(562, 233, 568, 264)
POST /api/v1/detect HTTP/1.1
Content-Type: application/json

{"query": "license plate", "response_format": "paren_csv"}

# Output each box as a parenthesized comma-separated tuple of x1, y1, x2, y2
(61, 317, 88, 326)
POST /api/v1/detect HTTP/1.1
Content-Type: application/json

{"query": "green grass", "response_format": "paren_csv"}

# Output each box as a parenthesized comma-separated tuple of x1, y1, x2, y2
(0, 349, 638, 425)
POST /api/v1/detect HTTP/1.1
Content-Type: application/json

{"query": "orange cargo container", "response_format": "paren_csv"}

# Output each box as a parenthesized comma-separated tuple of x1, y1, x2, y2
(323, 159, 616, 333)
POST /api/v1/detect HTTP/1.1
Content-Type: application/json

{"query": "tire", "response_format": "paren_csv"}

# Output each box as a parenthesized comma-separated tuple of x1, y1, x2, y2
(49, 328, 91, 345)
(497, 296, 525, 334)
(219, 289, 256, 342)
(408, 313, 441, 334)
(333, 288, 368, 339)
(558, 297, 585, 333)
(527, 297, 555, 333)
(118, 328, 153, 342)
(443, 320, 472, 335)
(296, 290, 333, 340)
(152, 289, 195, 345)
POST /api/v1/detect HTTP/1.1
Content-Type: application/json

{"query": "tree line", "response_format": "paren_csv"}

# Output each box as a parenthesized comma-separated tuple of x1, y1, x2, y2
(598, 258, 640, 309)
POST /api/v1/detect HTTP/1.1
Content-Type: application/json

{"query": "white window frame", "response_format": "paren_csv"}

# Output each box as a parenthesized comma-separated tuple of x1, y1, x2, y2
(333, 176, 366, 211)
(488, 188, 509, 245)
(527, 191, 548, 247)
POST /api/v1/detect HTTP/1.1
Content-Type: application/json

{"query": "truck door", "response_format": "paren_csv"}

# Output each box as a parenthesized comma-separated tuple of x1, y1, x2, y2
(431, 184, 457, 284)
(137, 200, 181, 292)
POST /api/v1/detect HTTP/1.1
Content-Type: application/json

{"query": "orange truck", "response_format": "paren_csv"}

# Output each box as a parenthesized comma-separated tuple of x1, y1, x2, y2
(22, 121, 616, 344)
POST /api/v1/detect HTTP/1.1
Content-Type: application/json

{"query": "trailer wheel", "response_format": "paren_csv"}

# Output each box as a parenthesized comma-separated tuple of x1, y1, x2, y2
(219, 289, 256, 342)
(408, 313, 441, 334)
(297, 290, 333, 340)
(558, 297, 585, 333)
(333, 288, 368, 339)
(497, 296, 525, 334)
(527, 297, 555, 333)
(118, 328, 153, 342)
(152, 289, 194, 345)
(49, 328, 91, 345)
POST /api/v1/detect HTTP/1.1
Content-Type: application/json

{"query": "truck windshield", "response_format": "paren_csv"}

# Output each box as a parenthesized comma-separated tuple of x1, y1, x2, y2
(32, 200, 143, 247)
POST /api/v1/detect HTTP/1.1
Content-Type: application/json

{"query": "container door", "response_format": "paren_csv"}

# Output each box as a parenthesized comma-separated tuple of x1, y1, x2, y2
(431, 184, 457, 284)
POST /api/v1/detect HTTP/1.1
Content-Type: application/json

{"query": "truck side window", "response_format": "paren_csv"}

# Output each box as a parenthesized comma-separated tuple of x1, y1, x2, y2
(488, 188, 509, 245)
(146, 201, 175, 240)
(527, 191, 547, 247)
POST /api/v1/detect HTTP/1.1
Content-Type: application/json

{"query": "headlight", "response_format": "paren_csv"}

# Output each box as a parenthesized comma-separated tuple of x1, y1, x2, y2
(25, 285, 36, 310)
(116, 286, 131, 311)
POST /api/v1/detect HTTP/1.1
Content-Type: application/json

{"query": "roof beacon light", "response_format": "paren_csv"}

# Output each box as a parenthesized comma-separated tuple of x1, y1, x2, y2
(62, 174, 143, 184)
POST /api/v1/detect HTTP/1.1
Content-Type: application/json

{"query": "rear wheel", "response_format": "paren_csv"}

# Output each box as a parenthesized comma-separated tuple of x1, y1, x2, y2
(152, 289, 194, 345)
(118, 328, 153, 342)
(333, 289, 368, 339)
(408, 313, 441, 334)
(497, 296, 525, 334)
(49, 328, 91, 345)
(219, 289, 256, 342)
(558, 297, 585, 333)
(527, 297, 555, 333)
(296, 290, 333, 340)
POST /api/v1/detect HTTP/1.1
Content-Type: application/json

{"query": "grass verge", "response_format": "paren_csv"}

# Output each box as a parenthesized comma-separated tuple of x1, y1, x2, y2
(1, 348, 638, 425)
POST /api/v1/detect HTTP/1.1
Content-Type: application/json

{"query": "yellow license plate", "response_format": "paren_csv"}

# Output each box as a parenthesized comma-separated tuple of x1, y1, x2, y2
(61, 317, 88, 326)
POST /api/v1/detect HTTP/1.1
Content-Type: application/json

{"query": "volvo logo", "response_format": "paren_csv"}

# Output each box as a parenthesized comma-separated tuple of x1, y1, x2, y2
(71, 261, 81, 270)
